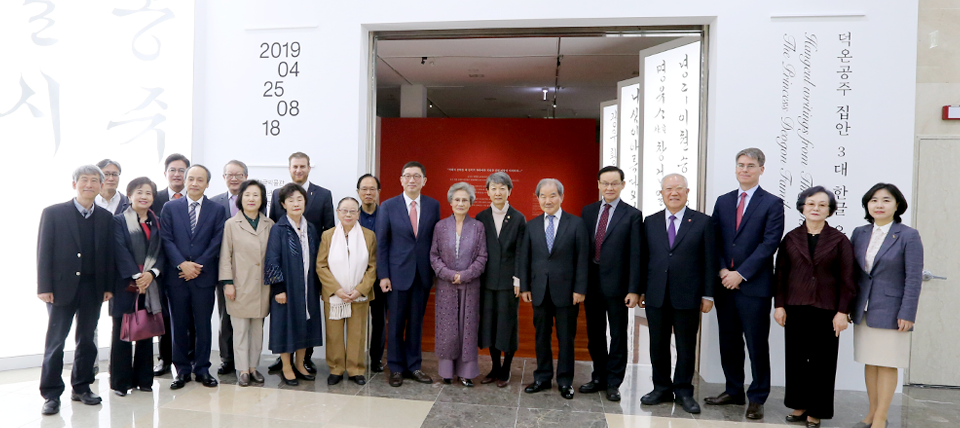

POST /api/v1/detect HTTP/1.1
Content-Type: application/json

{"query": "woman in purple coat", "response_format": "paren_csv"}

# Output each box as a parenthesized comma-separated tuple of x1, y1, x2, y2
(431, 182, 488, 386)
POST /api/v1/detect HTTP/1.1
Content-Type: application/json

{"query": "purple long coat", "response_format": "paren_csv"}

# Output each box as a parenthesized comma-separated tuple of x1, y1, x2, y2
(430, 215, 488, 362)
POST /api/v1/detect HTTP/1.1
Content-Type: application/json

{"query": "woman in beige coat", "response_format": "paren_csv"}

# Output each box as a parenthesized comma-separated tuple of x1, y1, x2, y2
(219, 180, 275, 386)
(317, 197, 377, 386)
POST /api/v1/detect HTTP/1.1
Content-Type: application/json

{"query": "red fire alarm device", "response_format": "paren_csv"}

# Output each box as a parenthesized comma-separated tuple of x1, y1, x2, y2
(943, 106, 960, 120)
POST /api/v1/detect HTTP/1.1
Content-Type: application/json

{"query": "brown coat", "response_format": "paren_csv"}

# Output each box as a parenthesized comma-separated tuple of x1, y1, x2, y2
(317, 226, 377, 301)
(218, 212, 275, 318)
(775, 223, 858, 312)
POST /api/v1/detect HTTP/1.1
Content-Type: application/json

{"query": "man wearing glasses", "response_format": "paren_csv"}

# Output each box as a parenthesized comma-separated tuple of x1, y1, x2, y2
(151, 153, 191, 377)
(376, 162, 440, 387)
(209, 160, 250, 376)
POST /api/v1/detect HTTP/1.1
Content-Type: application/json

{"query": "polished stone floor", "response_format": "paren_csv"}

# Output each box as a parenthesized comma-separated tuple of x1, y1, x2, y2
(2, 352, 958, 427)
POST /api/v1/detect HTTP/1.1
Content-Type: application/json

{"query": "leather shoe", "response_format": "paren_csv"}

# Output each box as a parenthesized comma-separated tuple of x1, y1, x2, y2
(785, 412, 808, 423)
(559, 386, 575, 399)
(605, 387, 621, 402)
(268, 357, 283, 372)
(579, 379, 606, 394)
(70, 391, 102, 405)
(170, 374, 191, 390)
(481, 371, 497, 384)
(496, 376, 511, 388)
(237, 373, 251, 387)
(153, 361, 171, 377)
(350, 375, 366, 385)
(250, 370, 265, 384)
(746, 402, 764, 419)
(294, 369, 315, 381)
(676, 396, 701, 414)
(197, 373, 219, 387)
(371, 361, 384, 373)
(279, 371, 298, 386)
(806, 420, 821, 428)
(524, 380, 552, 393)
(41, 398, 60, 415)
(113, 389, 128, 397)
(217, 361, 235, 375)
(327, 374, 343, 385)
(404, 370, 432, 384)
(388, 372, 403, 387)
(640, 390, 674, 405)
(303, 359, 318, 374)
(704, 392, 746, 406)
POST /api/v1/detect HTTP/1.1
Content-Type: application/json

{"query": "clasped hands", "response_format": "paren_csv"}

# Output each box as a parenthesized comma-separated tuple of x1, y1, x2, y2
(179, 261, 203, 281)
(334, 288, 363, 304)
(719, 268, 743, 290)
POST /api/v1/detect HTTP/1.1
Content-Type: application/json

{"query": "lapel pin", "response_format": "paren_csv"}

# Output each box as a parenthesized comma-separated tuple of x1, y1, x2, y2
(688, 219, 692, 222)
(892, 234, 896, 238)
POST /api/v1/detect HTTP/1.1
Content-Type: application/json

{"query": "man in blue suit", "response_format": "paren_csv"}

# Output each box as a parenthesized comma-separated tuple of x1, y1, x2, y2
(159, 164, 227, 390)
(706, 148, 784, 420)
(376, 161, 440, 387)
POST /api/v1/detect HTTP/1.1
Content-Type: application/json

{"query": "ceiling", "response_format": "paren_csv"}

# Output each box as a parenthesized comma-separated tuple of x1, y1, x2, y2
(375, 36, 678, 120)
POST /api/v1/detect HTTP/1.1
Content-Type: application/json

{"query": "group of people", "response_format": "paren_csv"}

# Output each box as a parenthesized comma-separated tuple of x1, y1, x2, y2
(35, 149, 922, 428)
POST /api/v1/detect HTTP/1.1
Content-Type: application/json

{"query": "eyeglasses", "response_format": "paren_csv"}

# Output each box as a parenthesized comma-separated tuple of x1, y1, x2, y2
(337, 209, 359, 215)
(736, 164, 760, 171)
(401, 174, 423, 181)
(599, 181, 622, 188)
(103, 172, 120, 178)
(224, 174, 246, 179)
(167, 168, 187, 174)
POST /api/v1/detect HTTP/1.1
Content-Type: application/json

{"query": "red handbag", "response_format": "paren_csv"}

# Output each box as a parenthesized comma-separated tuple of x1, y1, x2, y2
(121, 297, 165, 342)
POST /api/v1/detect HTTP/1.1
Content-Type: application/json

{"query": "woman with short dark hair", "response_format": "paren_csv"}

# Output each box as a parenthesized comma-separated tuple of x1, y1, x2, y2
(110, 177, 163, 396)
(773, 186, 857, 427)
(850, 183, 923, 428)
(264, 183, 322, 385)
(218, 180, 274, 386)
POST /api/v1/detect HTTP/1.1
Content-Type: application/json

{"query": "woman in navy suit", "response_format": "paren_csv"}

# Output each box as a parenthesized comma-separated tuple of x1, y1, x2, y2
(110, 177, 164, 396)
(850, 183, 923, 428)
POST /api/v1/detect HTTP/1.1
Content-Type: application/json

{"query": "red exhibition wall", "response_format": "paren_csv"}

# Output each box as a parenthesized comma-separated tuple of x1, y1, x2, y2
(379, 118, 600, 220)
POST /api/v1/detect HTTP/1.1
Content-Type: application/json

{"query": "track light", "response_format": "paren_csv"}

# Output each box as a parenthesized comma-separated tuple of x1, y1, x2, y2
(421, 57, 427, 65)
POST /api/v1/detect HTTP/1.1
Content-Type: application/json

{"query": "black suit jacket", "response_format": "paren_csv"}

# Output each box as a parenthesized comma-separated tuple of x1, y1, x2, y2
(518, 210, 590, 307)
(712, 187, 784, 298)
(582, 200, 644, 298)
(477, 205, 526, 291)
(151, 187, 174, 217)
(159, 196, 227, 288)
(36, 200, 115, 306)
(269, 182, 334, 234)
(642, 208, 717, 310)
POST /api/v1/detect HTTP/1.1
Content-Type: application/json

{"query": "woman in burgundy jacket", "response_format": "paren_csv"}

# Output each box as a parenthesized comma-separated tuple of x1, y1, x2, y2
(774, 186, 857, 428)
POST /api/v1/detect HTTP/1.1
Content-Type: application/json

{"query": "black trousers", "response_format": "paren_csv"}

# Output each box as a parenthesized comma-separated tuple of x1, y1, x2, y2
(386, 272, 430, 373)
(110, 313, 154, 391)
(584, 285, 629, 387)
(167, 284, 215, 376)
(646, 303, 700, 397)
(216, 284, 234, 364)
(784, 305, 840, 419)
(532, 287, 579, 387)
(369, 280, 387, 364)
(40, 281, 100, 399)
(715, 289, 772, 403)
(158, 282, 193, 365)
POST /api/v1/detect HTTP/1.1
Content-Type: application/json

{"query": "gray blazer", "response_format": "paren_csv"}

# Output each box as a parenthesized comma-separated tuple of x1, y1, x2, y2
(851, 222, 923, 330)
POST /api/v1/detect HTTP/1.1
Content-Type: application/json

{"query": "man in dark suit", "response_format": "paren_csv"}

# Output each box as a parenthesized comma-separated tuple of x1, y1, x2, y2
(639, 173, 716, 414)
(267, 152, 334, 373)
(376, 161, 440, 387)
(159, 164, 227, 390)
(151, 153, 190, 376)
(579, 166, 643, 402)
(37, 165, 115, 415)
(209, 159, 248, 376)
(518, 178, 589, 400)
(357, 174, 386, 372)
(706, 148, 784, 420)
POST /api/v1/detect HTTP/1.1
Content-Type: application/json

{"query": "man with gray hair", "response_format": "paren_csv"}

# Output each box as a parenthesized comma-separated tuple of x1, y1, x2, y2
(37, 165, 115, 415)
(209, 159, 249, 376)
(518, 178, 589, 400)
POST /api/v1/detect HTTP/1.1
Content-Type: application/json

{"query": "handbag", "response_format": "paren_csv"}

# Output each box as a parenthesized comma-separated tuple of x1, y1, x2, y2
(121, 297, 165, 342)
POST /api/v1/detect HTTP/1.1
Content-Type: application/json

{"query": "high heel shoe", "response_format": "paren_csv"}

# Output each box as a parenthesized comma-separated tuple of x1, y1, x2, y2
(786, 412, 807, 423)
(279, 371, 299, 386)
(460, 377, 474, 387)
(294, 368, 316, 381)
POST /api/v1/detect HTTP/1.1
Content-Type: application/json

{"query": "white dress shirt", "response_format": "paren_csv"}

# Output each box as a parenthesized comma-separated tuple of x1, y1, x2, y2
(95, 192, 122, 213)
(402, 192, 422, 226)
(543, 209, 562, 241)
(737, 184, 759, 213)
(864, 221, 893, 272)
(664, 206, 687, 233)
(595, 198, 621, 236)
(186, 194, 203, 224)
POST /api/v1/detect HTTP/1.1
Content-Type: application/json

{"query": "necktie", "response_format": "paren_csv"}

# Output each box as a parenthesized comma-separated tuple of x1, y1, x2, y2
(594, 204, 611, 262)
(409, 201, 418, 238)
(546, 215, 556, 253)
(668, 214, 677, 248)
(173, 192, 182, 200)
(230, 195, 238, 216)
(189, 201, 199, 234)
(735, 192, 747, 230)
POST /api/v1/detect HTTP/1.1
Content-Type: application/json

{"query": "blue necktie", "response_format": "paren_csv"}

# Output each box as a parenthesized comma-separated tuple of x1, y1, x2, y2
(546, 215, 556, 253)
(668, 214, 677, 248)
(190, 201, 199, 234)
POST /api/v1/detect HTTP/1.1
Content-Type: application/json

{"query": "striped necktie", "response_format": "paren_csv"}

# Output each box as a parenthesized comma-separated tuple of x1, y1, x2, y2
(189, 201, 199, 234)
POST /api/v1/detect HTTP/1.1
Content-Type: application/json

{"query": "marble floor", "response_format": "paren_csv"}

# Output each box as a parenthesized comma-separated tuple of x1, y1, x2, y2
(2, 352, 958, 428)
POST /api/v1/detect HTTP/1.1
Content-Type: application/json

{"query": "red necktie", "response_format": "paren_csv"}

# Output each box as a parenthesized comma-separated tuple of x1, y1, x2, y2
(173, 192, 182, 200)
(409, 201, 418, 238)
(594, 204, 611, 263)
(735, 192, 747, 230)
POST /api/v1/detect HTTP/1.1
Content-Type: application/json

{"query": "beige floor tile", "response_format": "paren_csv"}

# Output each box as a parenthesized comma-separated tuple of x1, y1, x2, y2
(606, 414, 701, 428)
(326, 396, 433, 428)
(258, 388, 356, 424)
(113, 407, 320, 428)
(694, 421, 786, 428)
(161, 384, 280, 416)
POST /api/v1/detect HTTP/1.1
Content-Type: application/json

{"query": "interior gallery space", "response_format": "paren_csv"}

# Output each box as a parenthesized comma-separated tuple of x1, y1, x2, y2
(1, 0, 959, 427)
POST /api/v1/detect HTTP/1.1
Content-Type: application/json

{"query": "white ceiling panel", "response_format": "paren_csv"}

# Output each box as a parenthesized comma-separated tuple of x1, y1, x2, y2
(381, 56, 557, 87)
(559, 36, 676, 55)
(558, 55, 640, 87)
(378, 37, 560, 58)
